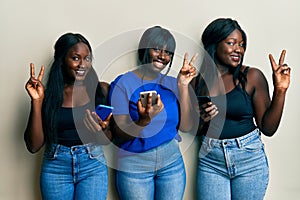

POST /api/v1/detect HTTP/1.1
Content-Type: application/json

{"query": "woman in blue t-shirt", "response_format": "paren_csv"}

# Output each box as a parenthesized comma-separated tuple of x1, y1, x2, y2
(109, 26, 197, 200)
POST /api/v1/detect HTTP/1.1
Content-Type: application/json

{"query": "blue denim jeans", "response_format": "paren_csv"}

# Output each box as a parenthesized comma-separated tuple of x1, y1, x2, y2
(40, 143, 108, 200)
(116, 139, 186, 200)
(197, 129, 269, 200)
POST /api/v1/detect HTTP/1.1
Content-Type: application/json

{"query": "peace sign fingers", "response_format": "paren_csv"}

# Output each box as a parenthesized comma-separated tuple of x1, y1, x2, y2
(30, 63, 36, 79)
(268, 50, 291, 90)
(278, 49, 286, 66)
(37, 65, 45, 82)
(269, 50, 288, 73)
(189, 52, 199, 67)
(30, 63, 45, 81)
(183, 52, 189, 66)
(26, 63, 45, 100)
(182, 53, 198, 68)
(181, 53, 198, 75)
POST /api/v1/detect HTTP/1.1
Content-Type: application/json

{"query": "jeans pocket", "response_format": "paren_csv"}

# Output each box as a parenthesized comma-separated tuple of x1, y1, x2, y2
(88, 145, 104, 160)
(199, 141, 212, 157)
(242, 137, 263, 152)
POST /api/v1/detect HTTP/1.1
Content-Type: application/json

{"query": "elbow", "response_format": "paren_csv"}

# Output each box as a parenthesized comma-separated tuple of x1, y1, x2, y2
(179, 116, 198, 133)
(24, 135, 43, 154)
(260, 127, 278, 137)
(262, 131, 276, 137)
(25, 143, 42, 154)
(98, 130, 113, 145)
(179, 122, 194, 133)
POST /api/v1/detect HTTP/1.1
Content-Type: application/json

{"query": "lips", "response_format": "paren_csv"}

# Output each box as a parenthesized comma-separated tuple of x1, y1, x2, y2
(231, 54, 240, 62)
(153, 59, 166, 68)
(75, 69, 86, 76)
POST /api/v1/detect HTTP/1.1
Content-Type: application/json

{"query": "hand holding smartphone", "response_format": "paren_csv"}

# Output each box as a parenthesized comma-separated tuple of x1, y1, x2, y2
(197, 96, 211, 106)
(95, 105, 114, 120)
(139, 90, 158, 107)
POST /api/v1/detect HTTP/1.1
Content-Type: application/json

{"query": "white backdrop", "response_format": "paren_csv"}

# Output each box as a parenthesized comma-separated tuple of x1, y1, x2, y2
(1, 0, 299, 199)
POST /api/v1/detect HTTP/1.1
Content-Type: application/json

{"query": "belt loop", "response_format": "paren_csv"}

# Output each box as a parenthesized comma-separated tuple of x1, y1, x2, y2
(53, 144, 60, 158)
(236, 138, 242, 148)
(207, 138, 212, 149)
(86, 144, 91, 154)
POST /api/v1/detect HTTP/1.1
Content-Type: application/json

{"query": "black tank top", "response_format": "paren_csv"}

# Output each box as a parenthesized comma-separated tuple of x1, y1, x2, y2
(205, 68, 257, 139)
(56, 102, 93, 147)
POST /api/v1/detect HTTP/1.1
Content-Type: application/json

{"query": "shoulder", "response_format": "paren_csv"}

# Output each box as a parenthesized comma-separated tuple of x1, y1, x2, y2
(96, 81, 110, 98)
(243, 66, 269, 91)
(244, 66, 266, 81)
(111, 72, 133, 83)
(111, 71, 140, 90)
(99, 81, 110, 91)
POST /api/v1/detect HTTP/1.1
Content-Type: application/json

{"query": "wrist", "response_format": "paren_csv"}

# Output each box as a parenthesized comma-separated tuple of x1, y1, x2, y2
(177, 79, 189, 87)
(136, 118, 150, 127)
(31, 99, 44, 106)
(273, 88, 287, 95)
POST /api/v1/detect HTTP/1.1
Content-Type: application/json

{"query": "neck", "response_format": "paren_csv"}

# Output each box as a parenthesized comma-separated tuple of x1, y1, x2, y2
(135, 67, 159, 80)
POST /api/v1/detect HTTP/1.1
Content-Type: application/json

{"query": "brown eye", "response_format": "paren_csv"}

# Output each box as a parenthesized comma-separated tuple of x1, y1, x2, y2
(164, 50, 173, 56)
(152, 48, 160, 53)
(85, 56, 92, 62)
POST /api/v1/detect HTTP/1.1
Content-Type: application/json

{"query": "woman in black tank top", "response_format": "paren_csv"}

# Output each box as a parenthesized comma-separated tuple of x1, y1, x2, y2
(193, 18, 291, 200)
(24, 33, 112, 199)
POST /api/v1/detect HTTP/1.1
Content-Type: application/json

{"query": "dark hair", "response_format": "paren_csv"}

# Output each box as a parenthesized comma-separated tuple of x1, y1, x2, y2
(196, 18, 247, 96)
(42, 33, 106, 147)
(138, 26, 176, 77)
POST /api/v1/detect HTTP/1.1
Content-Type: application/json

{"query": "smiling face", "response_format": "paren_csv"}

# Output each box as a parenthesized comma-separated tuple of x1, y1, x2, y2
(63, 42, 92, 83)
(148, 47, 172, 73)
(215, 29, 245, 68)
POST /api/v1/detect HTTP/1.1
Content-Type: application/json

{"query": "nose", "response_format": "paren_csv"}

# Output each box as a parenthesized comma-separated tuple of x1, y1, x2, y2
(234, 44, 244, 53)
(234, 46, 241, 54)
(158, 50, 167, 59)
(80, 57, 92, 68)
(79, 59, 86, 68)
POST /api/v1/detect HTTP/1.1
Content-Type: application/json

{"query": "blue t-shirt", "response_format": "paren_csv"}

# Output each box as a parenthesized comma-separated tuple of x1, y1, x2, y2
(109, 71, 181, 153)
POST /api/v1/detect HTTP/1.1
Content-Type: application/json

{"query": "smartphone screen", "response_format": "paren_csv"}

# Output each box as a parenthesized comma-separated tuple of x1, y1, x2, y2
(139, 90, 158, 107)
(95, 105, 114, 120)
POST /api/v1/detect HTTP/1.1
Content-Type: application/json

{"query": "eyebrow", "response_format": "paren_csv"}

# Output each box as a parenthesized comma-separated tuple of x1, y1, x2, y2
(226, 38, 244, 42)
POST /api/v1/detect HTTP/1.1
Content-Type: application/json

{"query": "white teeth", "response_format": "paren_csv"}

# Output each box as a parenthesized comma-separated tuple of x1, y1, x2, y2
(76, 70, 85, 76)
(154, 61, 164, 66)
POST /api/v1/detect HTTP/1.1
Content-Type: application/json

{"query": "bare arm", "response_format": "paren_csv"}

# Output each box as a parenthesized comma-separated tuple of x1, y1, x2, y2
(83, 81, 114, 144)
(83, 109, 113, 144)
(251, 50, 290, 136)
(177, 53, 199, 132)
(24, 63, 45, 153)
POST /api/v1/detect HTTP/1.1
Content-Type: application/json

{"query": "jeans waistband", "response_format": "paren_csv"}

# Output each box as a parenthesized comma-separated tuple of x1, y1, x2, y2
(201, 128, 260, 148)
(117, 139, 182, 173)
(49, 143, 103, 155)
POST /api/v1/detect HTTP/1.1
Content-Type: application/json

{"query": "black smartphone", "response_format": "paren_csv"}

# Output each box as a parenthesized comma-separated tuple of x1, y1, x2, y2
(95, 105, 114, 120)
(197, 96, 211, 106)
(139, 90, 158, 107)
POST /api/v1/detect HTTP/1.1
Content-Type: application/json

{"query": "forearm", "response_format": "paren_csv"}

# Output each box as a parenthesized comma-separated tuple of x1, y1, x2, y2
(92, 129, 113, 145)
(113, 117, 149, 142)
(24, 100, 45, 153)
(178, 83, 197, 132)
(261, 89, 287, 136)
